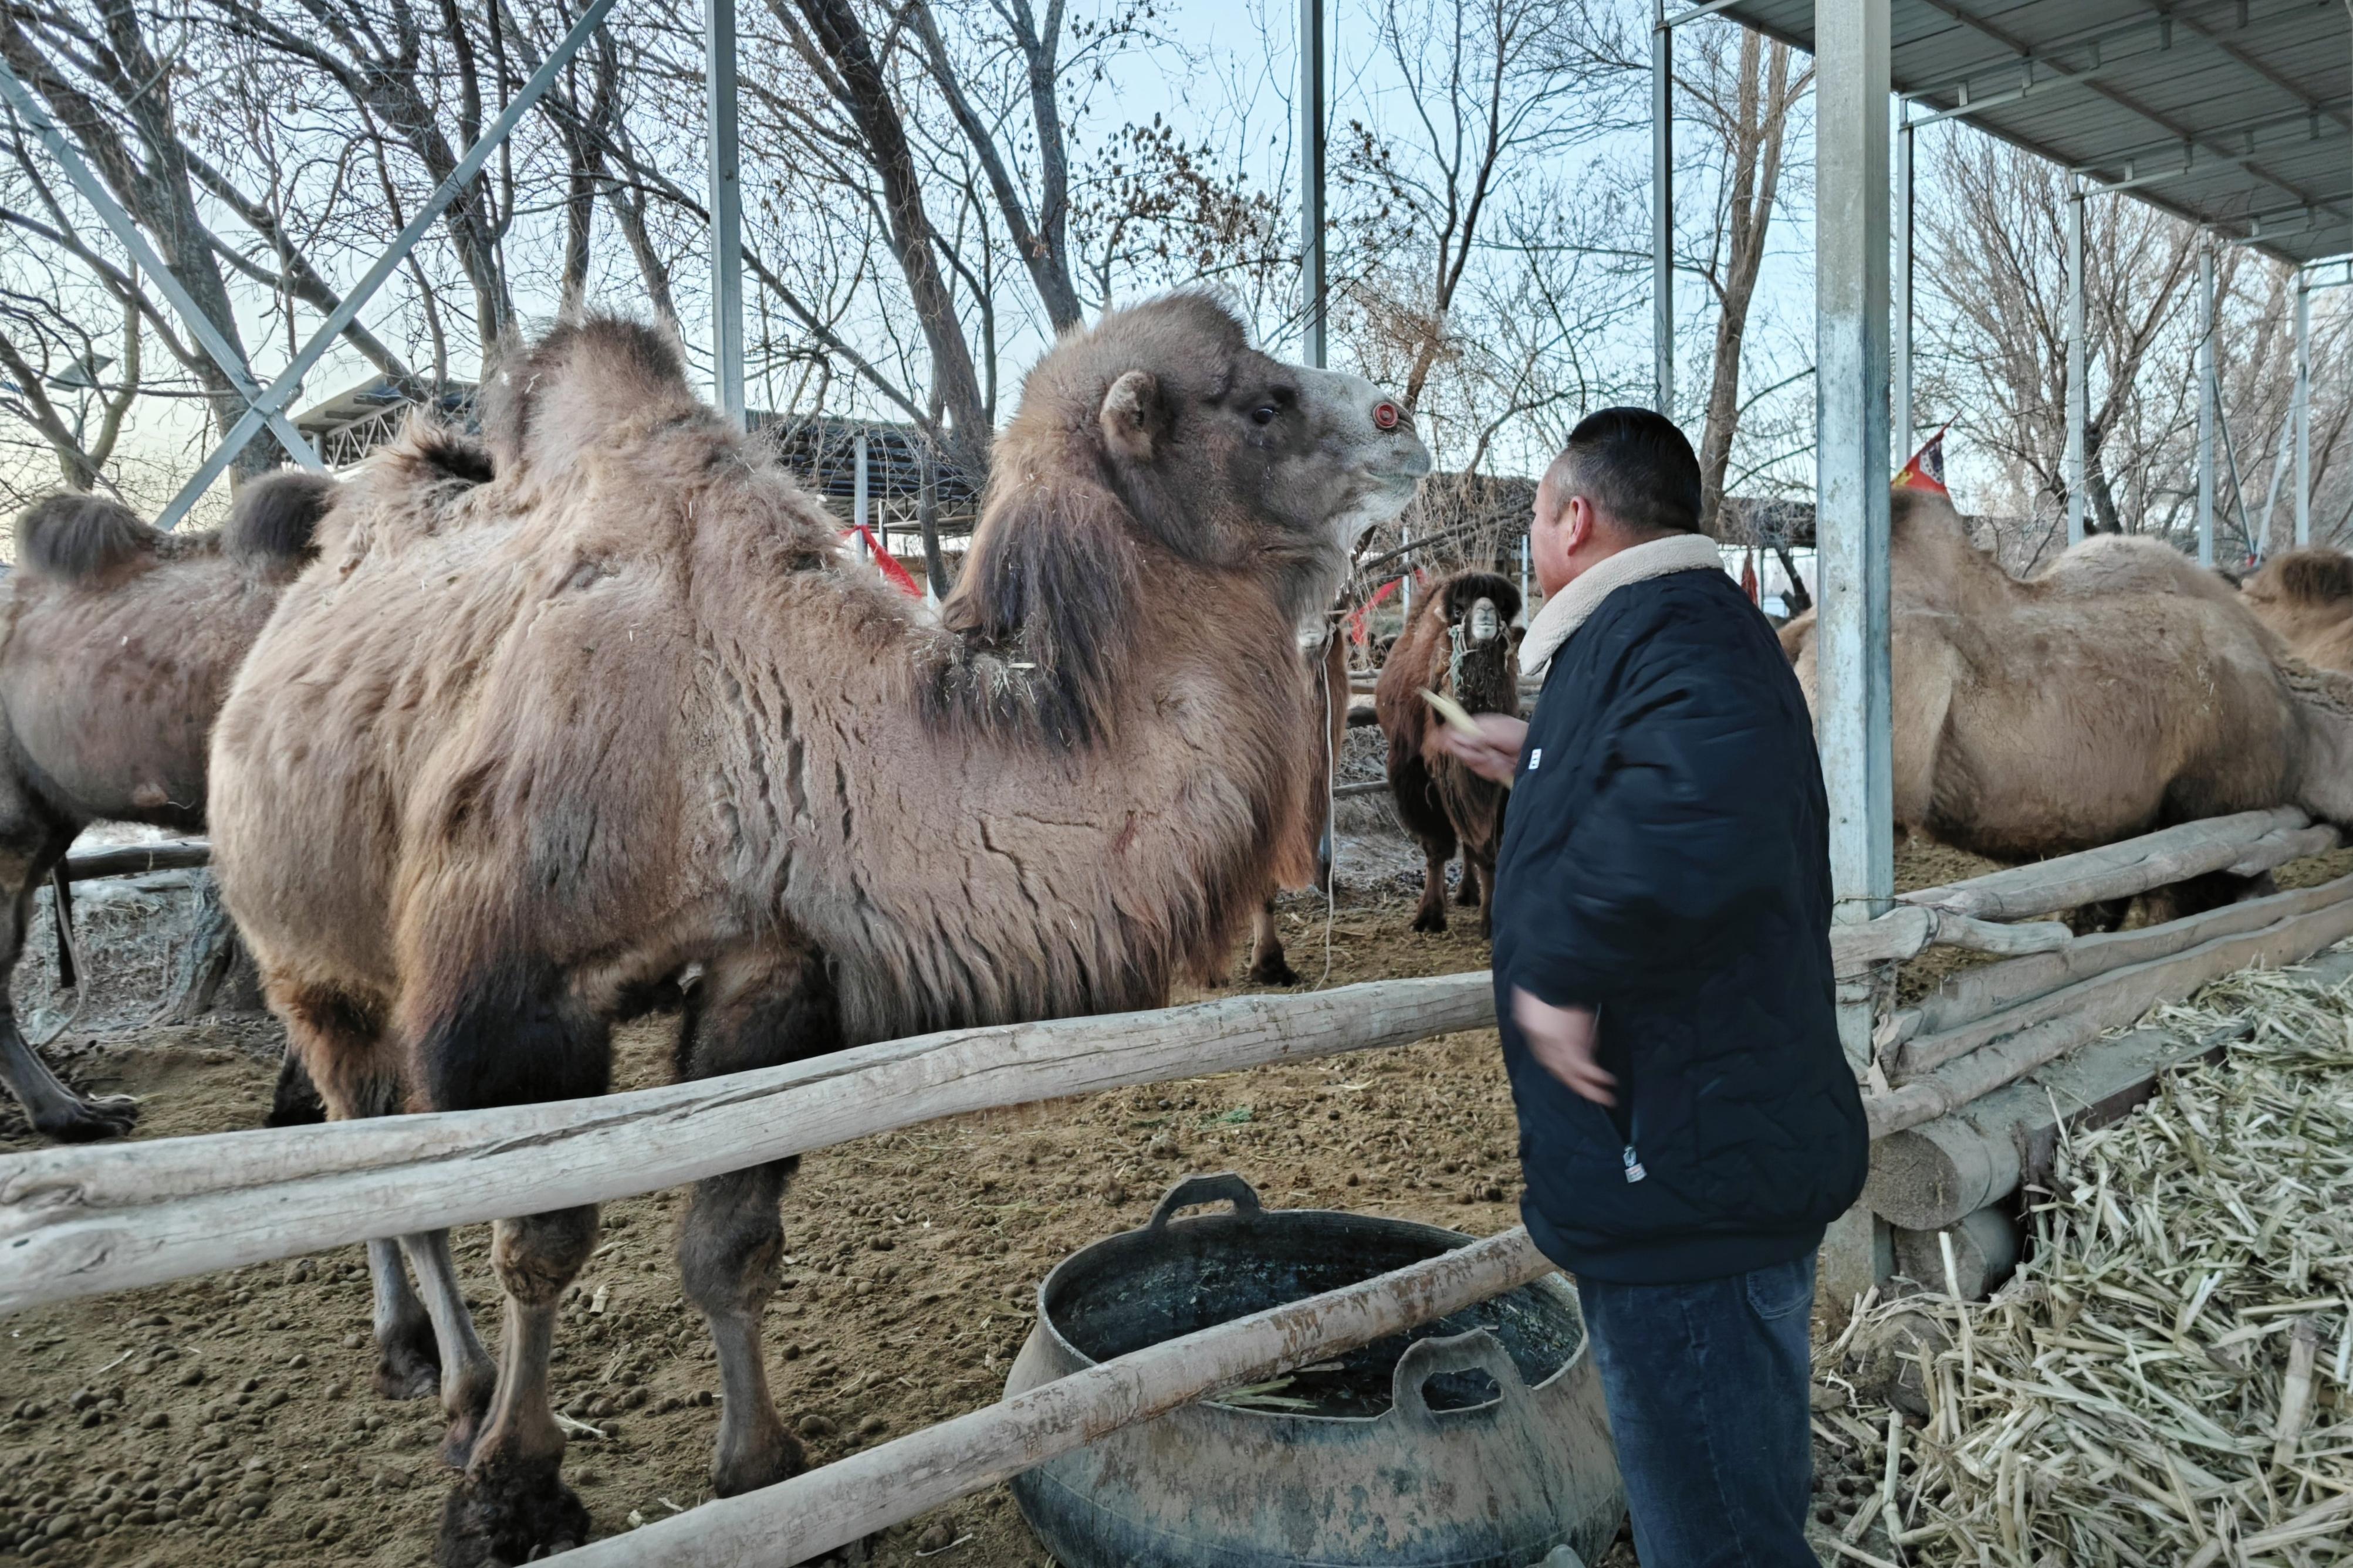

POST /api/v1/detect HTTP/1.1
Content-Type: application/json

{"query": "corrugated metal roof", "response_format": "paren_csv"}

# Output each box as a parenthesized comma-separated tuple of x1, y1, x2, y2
(1714, 0, 2351, 267)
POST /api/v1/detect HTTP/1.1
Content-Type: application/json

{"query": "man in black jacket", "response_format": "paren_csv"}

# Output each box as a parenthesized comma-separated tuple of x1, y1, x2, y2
(1442, 408, 1867, 1568)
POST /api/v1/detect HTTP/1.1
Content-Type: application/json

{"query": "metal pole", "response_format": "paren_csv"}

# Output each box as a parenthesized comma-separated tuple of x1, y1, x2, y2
(1814, 0, 1895, 1310)
(1652, 0, 1674, 417)
(1893, 106, 1913, 464)
(706, 0, 745, 428)
(134, 0, 625, 526)
(2065, 181, 2088, 544)
(1519, 534, 1530, 613)
(1814, 0, 1893, 1041)
(854, 431, 870, 559)
(2198, 242, 2216, 569)
(2296, 268, 2313, 546)
(1299, 0, 1327, 370)
(0, 60, 325, 486)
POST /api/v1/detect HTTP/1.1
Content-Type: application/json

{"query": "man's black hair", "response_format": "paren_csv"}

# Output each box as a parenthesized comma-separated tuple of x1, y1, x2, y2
(1546, 406, 1704, 536)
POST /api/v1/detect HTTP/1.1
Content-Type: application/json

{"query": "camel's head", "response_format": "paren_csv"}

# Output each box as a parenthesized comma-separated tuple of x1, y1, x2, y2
(1414, 570, 1523, 716)
(993, 293, 1429, 601)
(2246, 548, 2353, 615)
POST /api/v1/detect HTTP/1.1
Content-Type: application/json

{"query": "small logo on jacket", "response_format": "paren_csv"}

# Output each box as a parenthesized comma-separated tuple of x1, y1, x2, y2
(1527, 748, 1542, 770)
(1622, 1144, 1646, 1183)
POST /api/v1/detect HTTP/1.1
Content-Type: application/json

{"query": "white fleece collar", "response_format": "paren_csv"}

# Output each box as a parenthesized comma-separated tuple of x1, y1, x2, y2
(1519, 532, 1726, 678)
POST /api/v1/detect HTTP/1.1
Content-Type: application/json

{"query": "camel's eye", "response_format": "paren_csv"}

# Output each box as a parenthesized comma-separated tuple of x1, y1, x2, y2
(1250, 404, 1279, 426)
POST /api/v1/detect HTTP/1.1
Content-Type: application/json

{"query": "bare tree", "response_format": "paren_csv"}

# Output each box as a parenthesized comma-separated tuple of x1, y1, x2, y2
(1685, 28, 1806, 536)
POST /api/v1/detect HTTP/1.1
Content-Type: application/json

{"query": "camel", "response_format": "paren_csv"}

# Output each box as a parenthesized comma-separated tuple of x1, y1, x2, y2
(2243, 548, 2353, 672)
(207, 297, 1431, 1565)
(1242, 626, 1348, 984)
(0, 473, 334, 1141)
(1374, 571, 1522, 934)
(1779, 489, 2353, 917)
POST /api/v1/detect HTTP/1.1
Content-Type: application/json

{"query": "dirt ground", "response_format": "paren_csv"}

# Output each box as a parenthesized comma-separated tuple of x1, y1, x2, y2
(5, 834, 2348, 1567)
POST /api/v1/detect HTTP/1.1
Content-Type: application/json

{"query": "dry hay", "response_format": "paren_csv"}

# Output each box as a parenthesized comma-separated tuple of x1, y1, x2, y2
(1839, 961, 2353, 1567)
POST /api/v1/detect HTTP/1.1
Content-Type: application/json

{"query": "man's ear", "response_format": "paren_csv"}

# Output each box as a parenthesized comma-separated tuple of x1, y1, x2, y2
(1099, 370, 1165, 463)
(1561, 493, 1595, 557)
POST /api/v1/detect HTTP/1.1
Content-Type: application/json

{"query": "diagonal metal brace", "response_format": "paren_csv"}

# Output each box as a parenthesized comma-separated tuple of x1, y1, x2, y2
(4, 0, 620, 525)
(0, 58, 327, 492)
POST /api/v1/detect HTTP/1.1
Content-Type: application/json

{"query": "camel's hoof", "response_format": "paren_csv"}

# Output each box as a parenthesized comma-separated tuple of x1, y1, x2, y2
(374, 1319, 444, 1403)
(436, 1452, 590, 1568)
(33, 1093, 140, 1143)
(1245, 957, 1301, 987)
(1409, 909, 1448, 934)
(1454, 881, 1481, 908)
(440, 1386, 495, 1471)
(712, 1425, 805, 1498)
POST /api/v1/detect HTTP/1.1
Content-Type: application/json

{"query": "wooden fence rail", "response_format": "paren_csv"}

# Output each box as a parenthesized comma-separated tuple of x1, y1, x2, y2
(61, 838, 211, 883)
(561, 1225, 1554, 1568)
(0, 974, 1495, 1315)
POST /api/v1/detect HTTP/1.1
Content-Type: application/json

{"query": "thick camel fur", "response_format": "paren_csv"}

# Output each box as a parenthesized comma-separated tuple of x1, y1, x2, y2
(1780, 490, 2353, 919)
(1375, 571, 1522, 934)
(2243, 548, 2353, 672)
(1244, 628, 1348, 984)
(207, 299, 1430, 1566)
(0, 473, 333, 1142)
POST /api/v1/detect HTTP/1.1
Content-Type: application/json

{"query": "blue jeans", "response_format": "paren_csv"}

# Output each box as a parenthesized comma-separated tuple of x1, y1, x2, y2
(1575, 1255, 1818, 1568)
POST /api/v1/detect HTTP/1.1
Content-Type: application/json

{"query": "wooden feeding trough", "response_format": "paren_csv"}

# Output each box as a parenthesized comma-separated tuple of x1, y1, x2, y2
(1004, 1174, 1622, 1568)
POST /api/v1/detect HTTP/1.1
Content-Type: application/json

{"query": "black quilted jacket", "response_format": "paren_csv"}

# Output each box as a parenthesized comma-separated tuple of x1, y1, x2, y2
(1490, 566, 1868, 1285)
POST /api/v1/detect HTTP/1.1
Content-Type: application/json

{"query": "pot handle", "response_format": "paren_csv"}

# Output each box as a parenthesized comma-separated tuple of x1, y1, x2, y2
(1146, 1173, 1264, 1231)
(1388, 1327, 1535, 1432)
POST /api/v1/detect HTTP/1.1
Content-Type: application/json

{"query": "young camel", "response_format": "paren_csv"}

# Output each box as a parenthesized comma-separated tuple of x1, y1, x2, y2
(1780, 489, 2353, 916)
(1374, 571, 1523, 934)
(2242, 548, 2353, 672)
(207, 299, 1431, 1565)
(0, 474, 334, 1140)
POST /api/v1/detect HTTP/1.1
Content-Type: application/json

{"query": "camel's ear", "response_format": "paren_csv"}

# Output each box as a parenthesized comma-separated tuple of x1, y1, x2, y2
(1099, 370, 1168, 463)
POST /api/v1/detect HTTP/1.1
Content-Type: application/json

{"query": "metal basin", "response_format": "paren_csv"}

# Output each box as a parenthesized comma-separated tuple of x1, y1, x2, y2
(1004, 1174, 1623, 1567)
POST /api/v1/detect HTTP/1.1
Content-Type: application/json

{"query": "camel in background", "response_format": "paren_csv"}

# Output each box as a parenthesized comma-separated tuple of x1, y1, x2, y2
(208, 299, 1431, 1566)
(2243, 548, 2353, 672)
(0, 473, 336, 1141)
(1375, 571, 1522, 934)
(1781, 489, 2353, 920)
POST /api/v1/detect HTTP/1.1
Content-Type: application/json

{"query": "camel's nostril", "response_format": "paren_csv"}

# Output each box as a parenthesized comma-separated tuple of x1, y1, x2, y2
(1373, 401, 1400, 431)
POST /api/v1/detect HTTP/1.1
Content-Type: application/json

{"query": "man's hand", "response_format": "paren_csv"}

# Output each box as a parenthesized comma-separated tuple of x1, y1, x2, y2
(1512, 989, 1616, 1107)
(1436, 713, 1527, 784)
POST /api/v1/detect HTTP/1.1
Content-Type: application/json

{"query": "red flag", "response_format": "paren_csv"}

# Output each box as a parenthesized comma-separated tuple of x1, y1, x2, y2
(1348, 578, 1402, 648)
(1740, 548, 1759, 605)
(842, 526, 922, 597)
(1894, 423, 1951, 495)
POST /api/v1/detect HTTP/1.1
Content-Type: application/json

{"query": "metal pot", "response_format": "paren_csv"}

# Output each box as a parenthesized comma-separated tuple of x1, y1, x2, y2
(1004, 1173, 1622, 1567)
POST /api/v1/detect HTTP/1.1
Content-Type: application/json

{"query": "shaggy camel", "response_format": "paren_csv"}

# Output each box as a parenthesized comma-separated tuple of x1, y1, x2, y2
(1243, 626, 1348, 984)
(0, 474, 334, 1141)
(208, 299, 1431, 1564)
(2243, 548, 2353, 672)
(1780, 489, 2353, 916)
(1375, 571, 1522, 934)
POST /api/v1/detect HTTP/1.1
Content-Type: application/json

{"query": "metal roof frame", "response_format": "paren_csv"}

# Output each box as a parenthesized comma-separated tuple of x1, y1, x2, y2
(1708, 0, 2353, 269)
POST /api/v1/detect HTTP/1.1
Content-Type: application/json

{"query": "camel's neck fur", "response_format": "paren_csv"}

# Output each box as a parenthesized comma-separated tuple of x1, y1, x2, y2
(1888, 489, 2017, 613)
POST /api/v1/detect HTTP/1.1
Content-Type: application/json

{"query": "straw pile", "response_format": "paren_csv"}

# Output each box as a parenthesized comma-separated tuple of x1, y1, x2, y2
(1832, 964, 2353, 1566)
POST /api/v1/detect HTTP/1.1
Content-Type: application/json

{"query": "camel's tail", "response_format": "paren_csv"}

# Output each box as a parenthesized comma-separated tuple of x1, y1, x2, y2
(13, 492, 157, 581)
(223, 469, 339, 566)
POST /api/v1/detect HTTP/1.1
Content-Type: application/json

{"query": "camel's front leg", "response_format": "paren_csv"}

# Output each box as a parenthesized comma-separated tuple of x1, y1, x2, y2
(437, 1206, 598, 1567)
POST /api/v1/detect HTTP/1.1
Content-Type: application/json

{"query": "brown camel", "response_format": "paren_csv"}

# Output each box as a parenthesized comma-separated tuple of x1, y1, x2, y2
(1242, 626, 1348, 984)
(2243, 548, 2353, 672)
(0, 474, 335, 1141)
(207, 299, 1430, 1565)
(1780, 489, 2353, 916)
(1374, 571, 1522, 934)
